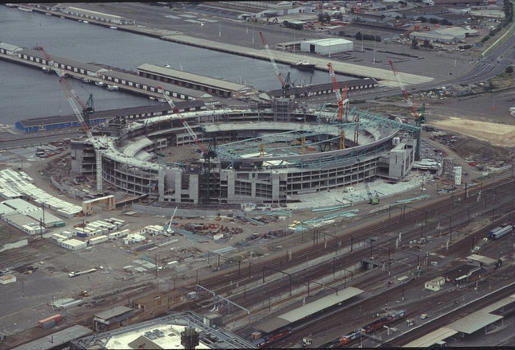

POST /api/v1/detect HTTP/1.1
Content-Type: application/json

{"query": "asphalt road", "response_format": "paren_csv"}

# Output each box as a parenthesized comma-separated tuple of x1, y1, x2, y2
(435, 26, 515, 87)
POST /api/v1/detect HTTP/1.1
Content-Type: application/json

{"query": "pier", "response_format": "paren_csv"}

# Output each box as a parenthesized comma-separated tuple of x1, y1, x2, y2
(0, 44, 233, 102)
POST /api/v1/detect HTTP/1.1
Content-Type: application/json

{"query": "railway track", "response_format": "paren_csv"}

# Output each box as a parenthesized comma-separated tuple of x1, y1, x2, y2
(195, 183, 513, 313)
(272, 242, 514, 348)
(194, 178, 513, 295)
(237, 198, 514, 346)
(388, 280, 515, 347)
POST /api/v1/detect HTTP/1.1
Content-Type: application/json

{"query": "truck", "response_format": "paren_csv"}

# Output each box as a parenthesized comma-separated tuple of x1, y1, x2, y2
(487, 225, 513, 240)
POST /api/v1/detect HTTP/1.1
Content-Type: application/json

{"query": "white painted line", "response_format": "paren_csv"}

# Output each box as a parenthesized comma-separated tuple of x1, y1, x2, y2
(481, 23, 514, 57)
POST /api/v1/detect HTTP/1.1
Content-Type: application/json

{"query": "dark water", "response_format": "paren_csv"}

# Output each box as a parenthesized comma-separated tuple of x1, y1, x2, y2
(0, 7, 350, 123)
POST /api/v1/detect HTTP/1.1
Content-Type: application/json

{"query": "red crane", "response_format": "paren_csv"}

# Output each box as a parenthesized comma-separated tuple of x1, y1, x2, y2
(327, 63, 349, 122)
(389, 59, 424, 126)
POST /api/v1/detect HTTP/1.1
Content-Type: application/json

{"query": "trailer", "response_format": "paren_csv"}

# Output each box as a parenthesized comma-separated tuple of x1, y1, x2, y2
(38, 314, 63, 328)
(68, 268, 97, 278)
(488, 225, 513, 240)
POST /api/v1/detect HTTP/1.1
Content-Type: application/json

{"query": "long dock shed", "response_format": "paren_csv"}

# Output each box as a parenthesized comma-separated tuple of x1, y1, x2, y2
(137, 63, 250, 98)
(12, 325, 93, 350)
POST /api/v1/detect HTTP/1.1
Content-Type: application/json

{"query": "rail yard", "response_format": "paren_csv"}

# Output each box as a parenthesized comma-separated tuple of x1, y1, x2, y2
(0, 1, 514, 349)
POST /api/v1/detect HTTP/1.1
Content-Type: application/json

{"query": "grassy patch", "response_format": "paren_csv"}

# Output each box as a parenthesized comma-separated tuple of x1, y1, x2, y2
(487, 71, 514, 90)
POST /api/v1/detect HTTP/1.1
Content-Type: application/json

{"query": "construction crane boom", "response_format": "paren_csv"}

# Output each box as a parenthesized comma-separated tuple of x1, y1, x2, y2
(259, 32, 286, 89)
(36, 46, 92, 134)
(38, 45, 104, 193)
(159, 87, 206, 152)
(339, 84, 349, 122)
(166, 207, 178, 233)
(388, 60, 423, 125)
(327, 63, 349, 122)
(327, 63, 342, 102)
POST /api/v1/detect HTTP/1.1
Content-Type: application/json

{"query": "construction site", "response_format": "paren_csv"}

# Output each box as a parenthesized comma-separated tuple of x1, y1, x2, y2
(0, 1, 514, 349)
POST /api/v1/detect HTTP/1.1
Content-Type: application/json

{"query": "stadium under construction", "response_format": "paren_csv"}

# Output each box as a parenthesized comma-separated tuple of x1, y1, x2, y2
(71, 99, 420, 206)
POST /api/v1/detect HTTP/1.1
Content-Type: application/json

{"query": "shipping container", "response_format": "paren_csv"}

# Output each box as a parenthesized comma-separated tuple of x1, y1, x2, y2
(38, 314, 62, 328)
(488, 225, 513, 240)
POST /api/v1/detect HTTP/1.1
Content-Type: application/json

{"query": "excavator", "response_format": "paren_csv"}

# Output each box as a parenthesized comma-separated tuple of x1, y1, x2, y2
(365, 181, 380, 205)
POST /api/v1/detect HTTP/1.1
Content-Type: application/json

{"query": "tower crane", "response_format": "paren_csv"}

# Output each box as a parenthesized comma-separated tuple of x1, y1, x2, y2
(159, 87, 207, 153)
(388, 60, 425, 127)
(35, 46, 94, 125)
(327, 62, 350, 149)
(327, 63, 349, 123)
(259, 32, 290, 96)
(37, 46, 104, 192)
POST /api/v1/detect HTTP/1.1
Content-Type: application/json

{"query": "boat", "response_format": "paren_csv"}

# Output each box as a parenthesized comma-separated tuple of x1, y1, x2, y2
(18, 6, 33, 12)
(82, 78, 91, 83)
(106, 85, 119, 91)
(109, 26, 118, 30)
(293, 61, 315, 71)
(95, 81, 105, 87)
(82, 20, 89, 24)
(164, 64, 171, 68)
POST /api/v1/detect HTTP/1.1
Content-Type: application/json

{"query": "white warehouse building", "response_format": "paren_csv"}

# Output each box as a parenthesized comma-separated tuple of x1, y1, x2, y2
(300, 38, 353, 55)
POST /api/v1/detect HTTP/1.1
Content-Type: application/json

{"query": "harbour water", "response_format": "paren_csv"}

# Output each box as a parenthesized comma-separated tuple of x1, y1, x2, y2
(0, 7, 350, 123)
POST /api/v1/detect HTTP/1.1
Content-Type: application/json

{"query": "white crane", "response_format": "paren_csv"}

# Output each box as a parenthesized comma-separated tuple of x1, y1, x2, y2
(259, 32, 290, 96)
(165, 206, 178, 234)
(37, 46, 105, 192)
(159, 87, 206, 153)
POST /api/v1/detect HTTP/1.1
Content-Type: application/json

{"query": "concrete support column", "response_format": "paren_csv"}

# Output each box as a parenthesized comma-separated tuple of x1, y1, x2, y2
(173, 168, 182, 203)
(158, 169, 165, 202)
(227, 171, 235, 202)
(271, 172, 280, 202)
(251, 180, 256, 198)
(189, 174, 199, 204)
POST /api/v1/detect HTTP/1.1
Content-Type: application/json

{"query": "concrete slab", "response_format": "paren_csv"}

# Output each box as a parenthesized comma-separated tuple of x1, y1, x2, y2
(160, 34, 433, 85)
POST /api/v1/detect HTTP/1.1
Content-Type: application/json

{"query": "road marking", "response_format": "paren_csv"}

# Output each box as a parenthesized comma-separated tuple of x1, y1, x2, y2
(481, 22, 514, 57)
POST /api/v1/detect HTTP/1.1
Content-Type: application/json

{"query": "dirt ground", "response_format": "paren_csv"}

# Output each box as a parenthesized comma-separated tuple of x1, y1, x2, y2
(430, 117, 515, 148)
(426, 89, 515, 125)
(371, 88, 515, 148)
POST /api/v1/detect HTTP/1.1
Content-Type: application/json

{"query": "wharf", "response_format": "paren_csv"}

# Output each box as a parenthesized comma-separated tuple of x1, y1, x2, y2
(0, 46, 212, 101)
(15, 101, 204, 133)
(19, 4, 432, 85)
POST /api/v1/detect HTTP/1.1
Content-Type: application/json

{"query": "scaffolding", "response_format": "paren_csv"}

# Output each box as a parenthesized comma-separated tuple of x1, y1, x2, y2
(216, 108, 419, 166)
(216, 123, 359, 161)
